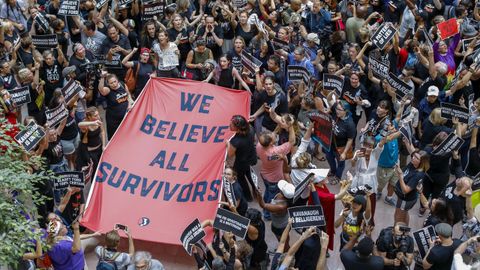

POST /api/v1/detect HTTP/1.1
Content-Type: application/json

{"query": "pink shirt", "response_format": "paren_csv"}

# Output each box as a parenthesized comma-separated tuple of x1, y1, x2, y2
(256, 142, 292, 183)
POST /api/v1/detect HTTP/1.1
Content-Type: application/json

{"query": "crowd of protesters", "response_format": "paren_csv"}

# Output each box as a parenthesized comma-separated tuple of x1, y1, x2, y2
(2, 0, 480, 268)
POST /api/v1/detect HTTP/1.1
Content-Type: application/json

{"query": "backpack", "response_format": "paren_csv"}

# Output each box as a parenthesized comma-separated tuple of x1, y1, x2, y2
(124, 62, 140, 94)
(96, 249, 120, 270)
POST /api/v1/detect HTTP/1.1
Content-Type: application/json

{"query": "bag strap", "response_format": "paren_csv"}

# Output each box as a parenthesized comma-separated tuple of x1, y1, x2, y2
(135, 62, 140, 79)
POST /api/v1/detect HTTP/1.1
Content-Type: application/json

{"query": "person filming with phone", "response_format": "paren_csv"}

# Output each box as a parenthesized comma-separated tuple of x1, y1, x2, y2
(375, 222, 414, 270)
(95, 224, 135, 269)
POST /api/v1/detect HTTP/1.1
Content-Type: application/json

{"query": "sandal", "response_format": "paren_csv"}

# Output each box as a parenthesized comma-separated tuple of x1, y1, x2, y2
(314, 154, 326, 162)
(328, 176, 340, 185)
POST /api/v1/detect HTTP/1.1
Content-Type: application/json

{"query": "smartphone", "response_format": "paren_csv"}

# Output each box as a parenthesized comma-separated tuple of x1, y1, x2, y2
(360, 147, 366, 154)
(114, 223, 128, 231)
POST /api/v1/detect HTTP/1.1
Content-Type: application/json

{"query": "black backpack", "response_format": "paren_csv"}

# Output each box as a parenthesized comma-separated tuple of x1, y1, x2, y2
(96, 249, 120, 270)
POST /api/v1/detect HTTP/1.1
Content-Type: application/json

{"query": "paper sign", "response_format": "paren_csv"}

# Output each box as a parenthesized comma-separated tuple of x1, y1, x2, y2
(180, 218, 206, 255)
(45, 103, 68, 127)
(293, 173, 315, 203)
(440, 102, 469, 124)
(58, 0, 80, 16)
(241, 50, 262, 75)
(55, 171, 85, 190)
(413, 226, 437, 258)
(142, 2, 165, 21)
(271, 37, 290, 52)
(7, 86, 31, 106)
(34, 13, 50, 33)
(223, 178, 237, 207)
(14, 122, 45, 152)
(287, 66, 310, 85)
(387, 72, 413, 100)
(61, 79, 82, 105)
(369, 56, 389, 80)
(288, 205, 326, 229)
(213, 208, 250, 239)
(431, 132, 464, 156)
(438, 18, 459, 40)
(323, 74, 344, 96)
(308, 110, 333, 151)
(371, 23, 397, 50)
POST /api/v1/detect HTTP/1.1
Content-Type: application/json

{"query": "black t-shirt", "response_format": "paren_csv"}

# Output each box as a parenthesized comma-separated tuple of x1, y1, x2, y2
(340, 250, 384, 270)
(376, 228, 415, 270)
(230, 128, 257, 170)
(216, 15, 235, 40)
(424, 145, 451, 177)
(441, 181, 466, 224)
(257, 90, 288, 131)
(60, 113, 78, 141)
(227, 50, 242, 72)
(132, 61, 155, 96)
(420, 119, 452, 148)
(104, 85, 129, 117)
(235, 24, 258, 47)
(43, 138, 64, 165)
(333, 115, 356, 147)
(425, 239, 462, 270)
(41, 60, 63, 105)
(466, 147, 480, 177)
(196, 25, 224, 59)
(100, 34, 132, 79)
(341, 77, 368, 109)
(61, 191, 85, 225)
(232, 181, 247, 216)
(0, 73, 18, 90)
(395, 163, 424, 201)
(167, 27, 193, 61)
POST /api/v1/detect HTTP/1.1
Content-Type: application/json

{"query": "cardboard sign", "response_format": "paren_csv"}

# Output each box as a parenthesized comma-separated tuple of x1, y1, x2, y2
(95, 0, 108, 9)
(34, 13, 50, 33)
(438, 18, 459, 40)
(61, 79, 82, 105)
(241, 50, 262, 75)
(387, 72, 413, 100)
(55, 171, 85, 190)
(45, 103, 68, 127)
(287, 66, 310, 85)
(142, 2, 165, 21)
(271, 38, 290, 52)
(58, 0, 80, 16)
(293, 173, 315, 203)
(32, 35, 58, 48)
(369, 56, 389, 79)
(180, 218, 206, 255)
(413, 226, 437, 258)
(462, 37, 480, 52)
(440, 102, 469, 123)
(223, 178, 237, 207)
(371, 23, 397, 50)
(323, 74, 344, 96)
(14, 122, 46, 152)
(288, 205, 326, 229)
(308, 110, 333, 151)
(213, 208, 250, 239)
(431, 132, 464, 156)
(7, 86, 31, 106)
(162, 51, 179, 67)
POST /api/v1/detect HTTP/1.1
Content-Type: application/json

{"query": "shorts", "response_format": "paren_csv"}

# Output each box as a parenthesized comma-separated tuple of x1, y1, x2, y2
(396, 196, 417, 211)
(377, 166, 399, 191)
(60, 133, 80, 155)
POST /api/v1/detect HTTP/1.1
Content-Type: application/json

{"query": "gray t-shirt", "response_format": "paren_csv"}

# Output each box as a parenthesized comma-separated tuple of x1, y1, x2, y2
(126, 259, 165, 270)
(95, 246, 131, 270)
(81, 31, 107, 57)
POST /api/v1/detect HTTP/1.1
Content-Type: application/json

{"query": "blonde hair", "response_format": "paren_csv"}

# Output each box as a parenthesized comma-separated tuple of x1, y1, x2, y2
(2, 21, 12, 32)
(429, 108, 447, 126)
(105, 230, 121, 249)
(295, 152, 311, 168)
(17, 68, 32, 82)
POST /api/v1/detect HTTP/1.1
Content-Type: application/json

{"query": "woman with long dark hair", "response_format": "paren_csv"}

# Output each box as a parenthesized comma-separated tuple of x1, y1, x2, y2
(203, 54, 250, 92)
(226, 115, 257, 201)
(152, 30, 180, 78)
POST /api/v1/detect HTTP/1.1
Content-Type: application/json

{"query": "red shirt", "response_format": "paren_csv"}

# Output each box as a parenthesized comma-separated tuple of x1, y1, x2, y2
(308, 184, 335, 250)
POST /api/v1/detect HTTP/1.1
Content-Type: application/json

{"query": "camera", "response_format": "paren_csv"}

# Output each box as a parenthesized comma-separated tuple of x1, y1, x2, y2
(396, 226, 411, 253)
(348, 184, 372, 196)
(81, 60, 105, 78)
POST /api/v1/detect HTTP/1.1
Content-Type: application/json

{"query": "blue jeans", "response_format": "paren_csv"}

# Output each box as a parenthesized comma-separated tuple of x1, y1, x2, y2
(50, 159, 69, 206)
(262, 176, 280, 219)
(324, 147, 345, 179)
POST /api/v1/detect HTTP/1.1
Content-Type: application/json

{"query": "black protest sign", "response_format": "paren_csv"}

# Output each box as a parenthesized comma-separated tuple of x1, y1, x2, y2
(271, 37, 290, 52)
(213, 208, 250, 239)
(250, 167, 260, 190)
(287, 66, 310, 85)
(55, 171, 85, 190)
(413, 226, 436, 258)
(371, 23, 397, 50)
(7, 86, 31, 106)
(474, 48, 480, 64)
(422, 28, 434, 47)
(119, 0, 134, 6)
(387, 72, 413, 99)
(180, 218, 206, 255)
(431, 132, 464, 156)
(293, 173, 315, 203)
(232, 0, 247, 8)
(32, 34, 58, 48)
(241, 50, 262, 75)
(462, 37, 480, 52)
(142, 2, 165, 21)
(308, 110, 333, 151)
(323, 74, 344, 96)
(61, 79, 82, 104)
(95, 0, 108, 9)
(34, 13, 50, 33)
(288, 205, 326, 229)
(440, 102, 469, 123)
(58, 0, 80, 16)
(472, 172, 480, 191)
(369, 56, 389, 79)
(46, 103, 68, 127)
(14, 122, 46, 152)
(223, 177, 237, 207)
(399, 121, 413, 143)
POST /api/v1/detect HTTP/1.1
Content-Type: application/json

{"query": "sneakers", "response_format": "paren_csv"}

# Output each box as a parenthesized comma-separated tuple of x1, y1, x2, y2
(418, 207, 426, 217)
(384, 196, 396, 206)
(376, 192, 382, 201)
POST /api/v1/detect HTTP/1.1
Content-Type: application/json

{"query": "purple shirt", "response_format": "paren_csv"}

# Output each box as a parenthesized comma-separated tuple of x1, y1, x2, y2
(48, 239, 85, 270)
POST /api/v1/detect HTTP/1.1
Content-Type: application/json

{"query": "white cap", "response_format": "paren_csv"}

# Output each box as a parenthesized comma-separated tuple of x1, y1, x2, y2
(427, 86, 439, 97)
(277, 180, 295, 199)
(306, 33, 320, 45)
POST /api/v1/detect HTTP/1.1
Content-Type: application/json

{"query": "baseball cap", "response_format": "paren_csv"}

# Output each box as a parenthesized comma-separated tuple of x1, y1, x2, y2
(427, 85, 439, 97)
(62, 66, 76, 77)
(356, 237, 374, 256)
(306, 33, 320, 45)
(278, 180, 295, 199)
(352, 195, 366, 207)
(435, 223, 452, 237)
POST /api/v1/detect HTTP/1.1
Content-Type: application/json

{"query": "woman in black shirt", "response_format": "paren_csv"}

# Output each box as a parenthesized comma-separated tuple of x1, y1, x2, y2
(204, 54, 250, 92)
(77, 107, 106, 173)
(232, 11, 258, 47)
(226, 115, 257, 201)
(394, 150, 429, 226)
(98, 72, 133, 140)
(122, 47, 156, 99)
